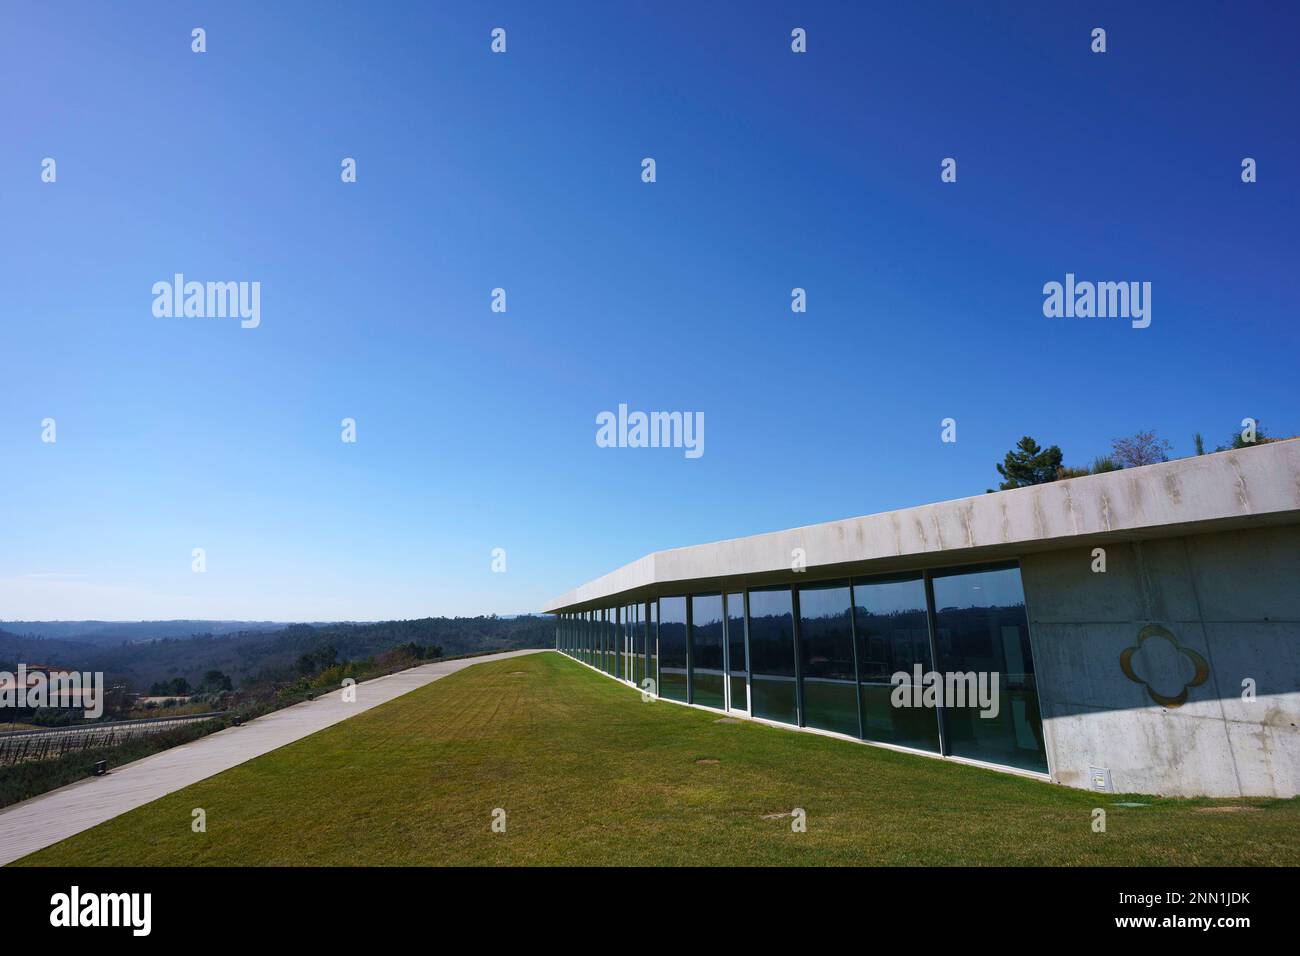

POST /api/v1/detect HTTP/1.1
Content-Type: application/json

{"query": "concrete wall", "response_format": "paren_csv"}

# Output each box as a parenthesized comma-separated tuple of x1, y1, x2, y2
(1022, 523, 1300, 797)
(545, 443, 1300, 797)
(544, 441, 1300, 613)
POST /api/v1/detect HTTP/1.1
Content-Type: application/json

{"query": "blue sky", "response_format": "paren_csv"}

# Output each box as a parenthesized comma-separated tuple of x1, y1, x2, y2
(2, 1, 1296, 621)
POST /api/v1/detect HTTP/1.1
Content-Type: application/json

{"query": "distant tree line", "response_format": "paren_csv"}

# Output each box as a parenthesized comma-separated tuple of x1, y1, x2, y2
(0, 615, 553, 701)
(147, 669, 234, 697)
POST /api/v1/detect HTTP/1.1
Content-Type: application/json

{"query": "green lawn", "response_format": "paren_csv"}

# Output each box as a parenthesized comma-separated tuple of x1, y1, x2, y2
(16, 652, 1299, 866)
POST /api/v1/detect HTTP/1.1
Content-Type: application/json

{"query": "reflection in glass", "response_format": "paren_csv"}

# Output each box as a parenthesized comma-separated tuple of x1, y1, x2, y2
(725, 592, 747, 712)
(606, 608, 615, 675)
(648, 600, 659, 695)
(613, 607, 622, 679)
(853, 575, 940, 753)
(628, 604, 642, 686)
(690, 594, 725, 709)
(748, 587, 798, 725)
(931, 565, 1047, 773)
(659, 596, 688, 702)
(798, 581, 859, 737)
(608, 608, 617, 675)
(619, 607, 626, 677)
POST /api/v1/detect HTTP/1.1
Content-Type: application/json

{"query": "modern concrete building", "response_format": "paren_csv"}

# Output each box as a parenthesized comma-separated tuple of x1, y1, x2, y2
(544, 440, 1300, 798)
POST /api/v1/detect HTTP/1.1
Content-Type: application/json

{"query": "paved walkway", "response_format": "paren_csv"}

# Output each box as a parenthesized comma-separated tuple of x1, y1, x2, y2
(0, 649, 545, 865)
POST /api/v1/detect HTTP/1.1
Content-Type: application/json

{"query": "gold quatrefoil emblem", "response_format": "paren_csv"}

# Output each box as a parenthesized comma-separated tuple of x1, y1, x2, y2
(1120, 624, 1210, 708)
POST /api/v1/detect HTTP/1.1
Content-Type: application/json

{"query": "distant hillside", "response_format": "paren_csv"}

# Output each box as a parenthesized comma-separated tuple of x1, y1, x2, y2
(0, 616, 553, 692)
(0, 620, 288, 645)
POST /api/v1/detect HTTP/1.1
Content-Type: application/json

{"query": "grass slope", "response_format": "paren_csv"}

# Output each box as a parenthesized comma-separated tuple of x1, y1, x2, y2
(16, 653, 1299, 866)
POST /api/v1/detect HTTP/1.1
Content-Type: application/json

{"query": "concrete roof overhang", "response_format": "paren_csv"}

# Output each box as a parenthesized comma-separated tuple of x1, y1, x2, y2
(542, 439, 1300, 614)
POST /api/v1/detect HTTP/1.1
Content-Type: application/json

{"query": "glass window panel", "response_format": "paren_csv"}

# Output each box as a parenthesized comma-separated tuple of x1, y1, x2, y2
(623, 606, 631, 680)
(613, 607, 623, 679)
(747, 587, 798, 725)
(853, 574, 941, 753)
(725, 592, 747, 711)
(605, 608, 615, 675)
(608, 608, 615, 676)
(797, 581, 859, 737)
(689, 594, 725, 709)
(931, 565, 1047, 773)
(649, 600, 659, 695)
(637, 604, 645, 687)
(629, 604, 642, 686)
(658, 596, 688, 702)
(605, 609, 612, 673)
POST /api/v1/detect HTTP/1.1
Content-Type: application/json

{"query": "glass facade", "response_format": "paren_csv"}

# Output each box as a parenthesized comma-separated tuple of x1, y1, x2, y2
(659, 596, 689, 702)
(627, 603, 642, 688)
(747, 586, 798, 725)
(553, 561, 1047, 777)
(930, 566, 1047, 773)
(725, 592, 747, 712)
(648, 599, 658, 695)
(612, 608, 621, 679)
(853, 574, 940, 753)
(689, 594, 726, 709)
(797, 581, 859, 737)
(605, 609, 614, 676)
(613, 606, 624, 681)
